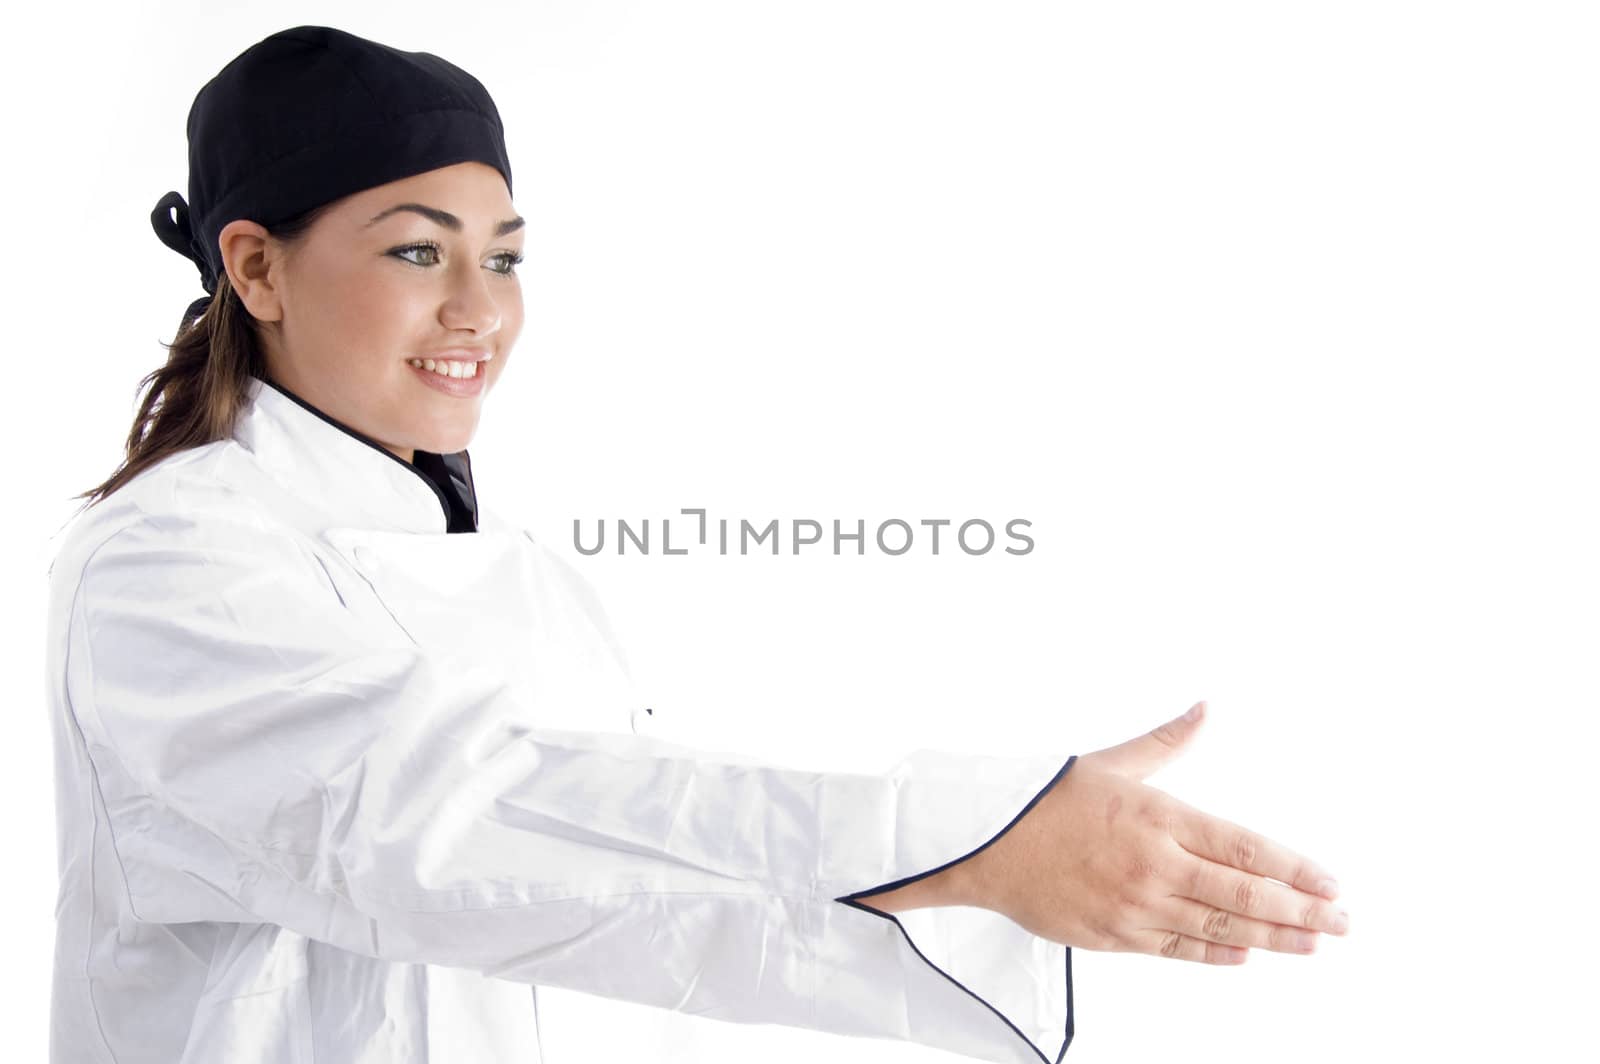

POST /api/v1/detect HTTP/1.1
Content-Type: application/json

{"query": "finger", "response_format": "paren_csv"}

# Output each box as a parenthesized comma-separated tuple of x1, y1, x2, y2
(1177, 853, 1349, 936)
(1129, 927, 1250, 965)
(1080, 701, 1205, 779)
(1167, 803, 1342, 901)
(1158, 894, 1322, 955)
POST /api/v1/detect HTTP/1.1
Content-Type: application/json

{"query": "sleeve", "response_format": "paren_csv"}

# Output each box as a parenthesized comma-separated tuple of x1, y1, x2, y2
(65, 511, 1079, 1064)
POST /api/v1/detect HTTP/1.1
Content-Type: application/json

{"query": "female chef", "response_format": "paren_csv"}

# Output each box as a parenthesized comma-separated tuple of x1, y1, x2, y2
(45, 24, 1349, 1064)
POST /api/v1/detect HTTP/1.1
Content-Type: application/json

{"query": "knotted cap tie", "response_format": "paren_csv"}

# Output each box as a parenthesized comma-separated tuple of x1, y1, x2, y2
(150, 191, 216, 329)
(150, 24, 514, 333)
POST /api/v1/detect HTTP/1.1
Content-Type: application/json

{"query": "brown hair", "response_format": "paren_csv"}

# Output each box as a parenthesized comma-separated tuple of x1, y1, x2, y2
(73, 204, 333, 509)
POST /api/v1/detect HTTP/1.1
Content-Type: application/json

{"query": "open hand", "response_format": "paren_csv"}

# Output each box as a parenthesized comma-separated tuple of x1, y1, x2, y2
(955, 702, 1349, 964)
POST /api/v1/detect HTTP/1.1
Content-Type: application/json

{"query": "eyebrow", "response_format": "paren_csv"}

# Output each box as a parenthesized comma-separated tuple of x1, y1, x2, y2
(366, 203, 525, 237)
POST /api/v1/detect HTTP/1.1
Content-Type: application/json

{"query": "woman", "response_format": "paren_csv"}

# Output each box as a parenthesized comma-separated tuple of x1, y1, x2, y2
(46, 25, 1348, 1064)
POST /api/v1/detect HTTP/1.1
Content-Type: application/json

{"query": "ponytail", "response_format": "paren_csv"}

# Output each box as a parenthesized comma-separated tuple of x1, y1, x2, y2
(73, 203, 330, 509)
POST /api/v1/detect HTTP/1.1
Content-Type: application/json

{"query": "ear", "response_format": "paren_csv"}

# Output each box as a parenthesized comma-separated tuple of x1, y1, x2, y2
(218, 219, 284, 323)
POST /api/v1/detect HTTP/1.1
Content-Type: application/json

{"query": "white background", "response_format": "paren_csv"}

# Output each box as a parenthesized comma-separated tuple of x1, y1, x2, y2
(6, 2, 1596, 1061)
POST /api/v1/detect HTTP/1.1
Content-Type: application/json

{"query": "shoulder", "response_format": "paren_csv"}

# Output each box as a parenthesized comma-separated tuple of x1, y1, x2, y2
(510, 526, 635, 668)
(49, 440, 310, 607)
(475, 503, 598, 596)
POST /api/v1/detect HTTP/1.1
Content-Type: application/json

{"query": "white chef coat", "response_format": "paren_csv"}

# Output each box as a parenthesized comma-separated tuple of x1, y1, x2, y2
(43, 373, 1079, 1064)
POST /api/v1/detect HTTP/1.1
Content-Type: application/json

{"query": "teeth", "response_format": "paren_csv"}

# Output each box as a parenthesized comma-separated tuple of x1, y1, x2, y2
(408, 358, 481, 378)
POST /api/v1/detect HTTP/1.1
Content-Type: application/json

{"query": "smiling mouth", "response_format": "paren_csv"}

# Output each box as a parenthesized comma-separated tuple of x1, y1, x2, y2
(407, 356, 487, 379)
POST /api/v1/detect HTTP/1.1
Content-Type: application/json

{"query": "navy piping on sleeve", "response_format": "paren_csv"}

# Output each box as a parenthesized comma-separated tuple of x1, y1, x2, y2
(834, 753, 1079, 1064)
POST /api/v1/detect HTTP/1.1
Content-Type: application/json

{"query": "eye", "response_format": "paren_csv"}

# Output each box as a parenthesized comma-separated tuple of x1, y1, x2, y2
(490, 250, 525, 277)
(391, 242, 443, 268)
(390, 241, 524, 277)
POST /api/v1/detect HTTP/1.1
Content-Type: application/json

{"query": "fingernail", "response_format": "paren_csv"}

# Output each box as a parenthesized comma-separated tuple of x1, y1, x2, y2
(1185, 701, 1204, 722)
(1317, 878, 1340, 899)
(1330, 911, 1349, 934)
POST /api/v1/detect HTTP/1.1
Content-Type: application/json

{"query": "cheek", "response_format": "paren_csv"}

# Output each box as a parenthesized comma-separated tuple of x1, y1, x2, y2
(500, 285, 526, 345)
(324, 269, 431, 364)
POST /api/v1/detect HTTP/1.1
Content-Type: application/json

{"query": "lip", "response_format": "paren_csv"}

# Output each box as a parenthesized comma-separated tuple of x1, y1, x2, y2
(408, 356, 487, 397)
(418, 348, 494, 363)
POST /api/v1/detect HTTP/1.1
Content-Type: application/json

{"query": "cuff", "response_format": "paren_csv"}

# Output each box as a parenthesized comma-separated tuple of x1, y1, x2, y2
(819, 752, 1078, 1063)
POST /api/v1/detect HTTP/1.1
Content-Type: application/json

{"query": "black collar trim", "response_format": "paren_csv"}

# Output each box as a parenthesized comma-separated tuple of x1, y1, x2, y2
(259, 376, 479, 534)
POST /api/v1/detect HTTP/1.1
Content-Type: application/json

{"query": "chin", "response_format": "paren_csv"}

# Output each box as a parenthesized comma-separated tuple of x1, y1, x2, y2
(405, 406, 483, 455)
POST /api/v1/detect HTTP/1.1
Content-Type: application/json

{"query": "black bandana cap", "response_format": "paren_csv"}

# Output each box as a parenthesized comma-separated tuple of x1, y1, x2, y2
(150, 25, 514, 332)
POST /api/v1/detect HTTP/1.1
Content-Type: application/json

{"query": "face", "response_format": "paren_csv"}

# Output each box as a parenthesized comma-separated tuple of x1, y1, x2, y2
(220, 161, 525, 462)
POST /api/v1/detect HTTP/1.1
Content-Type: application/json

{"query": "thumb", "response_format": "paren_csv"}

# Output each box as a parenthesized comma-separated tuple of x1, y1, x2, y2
(1078, 700, 1206, 781)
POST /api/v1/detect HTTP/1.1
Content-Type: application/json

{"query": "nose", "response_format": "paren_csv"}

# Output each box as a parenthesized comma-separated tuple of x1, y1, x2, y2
(439, 258, 503, 336)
